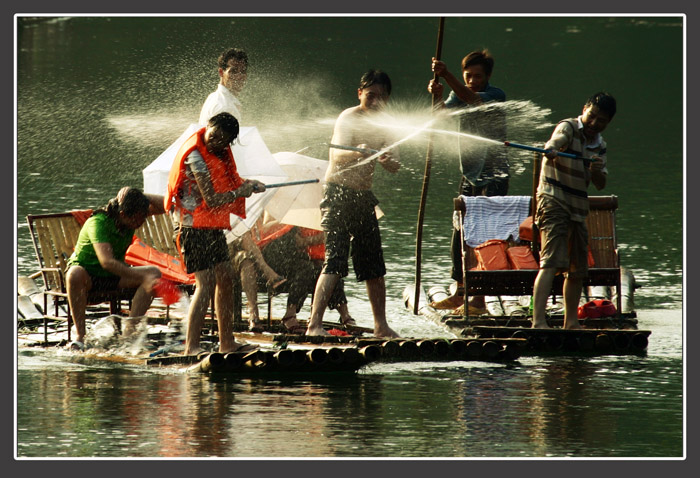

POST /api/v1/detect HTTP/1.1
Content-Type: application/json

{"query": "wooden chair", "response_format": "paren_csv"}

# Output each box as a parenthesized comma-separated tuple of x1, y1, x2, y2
(26, 211, 194, 343)
(26, 212, 136, 343)
(454, 195, 622, 317)
(135, 213, 180, 258)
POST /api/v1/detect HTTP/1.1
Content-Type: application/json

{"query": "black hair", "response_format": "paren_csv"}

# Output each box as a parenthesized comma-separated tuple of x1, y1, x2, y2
(462, 50, 494, 76)
(96, 187, 150, 221)
(359, 69, 392, 96)
(207, 112, 240, 140)
(218, 48, 248, 71)
(586, 92, 617, 119)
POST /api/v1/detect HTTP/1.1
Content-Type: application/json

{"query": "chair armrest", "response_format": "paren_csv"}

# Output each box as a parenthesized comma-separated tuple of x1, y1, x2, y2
(39, 267, 67, 291)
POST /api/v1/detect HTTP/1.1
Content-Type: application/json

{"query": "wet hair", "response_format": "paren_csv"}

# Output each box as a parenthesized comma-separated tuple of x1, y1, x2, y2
(359, 69, 392, 96)
(96, 187, 150, 221)
(218, 48, 248, 71)
(461, 50, 495, 76)
(207, 112, 240, 140)
(585, 92, 617, 119)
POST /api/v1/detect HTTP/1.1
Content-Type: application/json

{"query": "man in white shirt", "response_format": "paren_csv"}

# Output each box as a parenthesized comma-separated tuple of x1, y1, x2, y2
(199, 48, 289, 332)
(199, 48, 247, 125)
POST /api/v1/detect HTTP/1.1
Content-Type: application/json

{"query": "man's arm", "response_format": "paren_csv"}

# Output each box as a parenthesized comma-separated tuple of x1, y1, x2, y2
(93, 242, 143, 279)
(431, 58, 482, 106)
(187, 150, 263, 207)
(543, 122, 574, 159)
(590, 157, 607, 190)
(145, 194, 165, 216)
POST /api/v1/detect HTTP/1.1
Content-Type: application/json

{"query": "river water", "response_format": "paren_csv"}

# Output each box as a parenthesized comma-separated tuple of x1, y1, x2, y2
(15, 15, 685, 460)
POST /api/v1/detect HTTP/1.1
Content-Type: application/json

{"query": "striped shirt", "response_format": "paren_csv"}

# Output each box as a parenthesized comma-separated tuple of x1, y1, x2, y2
(537, 117, 608, 222)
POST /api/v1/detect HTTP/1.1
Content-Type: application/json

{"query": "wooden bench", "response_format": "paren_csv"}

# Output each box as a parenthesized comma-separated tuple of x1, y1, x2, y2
(25, 211, 186, 342)
(454, 195, 621, 317)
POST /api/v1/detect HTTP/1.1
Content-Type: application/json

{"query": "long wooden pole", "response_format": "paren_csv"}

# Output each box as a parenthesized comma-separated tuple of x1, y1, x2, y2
(414, 17, 445, 314)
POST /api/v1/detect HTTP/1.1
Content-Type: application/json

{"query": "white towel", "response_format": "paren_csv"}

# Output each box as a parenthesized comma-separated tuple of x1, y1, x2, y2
(461, 195, 531, 247)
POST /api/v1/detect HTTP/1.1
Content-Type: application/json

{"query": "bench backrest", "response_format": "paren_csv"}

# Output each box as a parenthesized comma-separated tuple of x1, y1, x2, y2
(454, 195, 619, 270)
(26, 212, 82, 292)
(586, 196, 619, 269)
(26, 211, 178, 292)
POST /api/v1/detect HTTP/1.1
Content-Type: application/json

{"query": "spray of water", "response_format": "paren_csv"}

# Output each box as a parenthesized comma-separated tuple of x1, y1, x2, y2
(103, 65, 555, 183)
(333, 99, 555, 178)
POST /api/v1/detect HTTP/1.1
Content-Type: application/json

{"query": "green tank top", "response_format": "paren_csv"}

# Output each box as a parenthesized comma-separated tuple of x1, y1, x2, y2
(66, 213, 134, 277)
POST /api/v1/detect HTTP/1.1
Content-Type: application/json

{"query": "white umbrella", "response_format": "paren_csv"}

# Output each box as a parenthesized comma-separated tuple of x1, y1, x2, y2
(266, 152, 383, 231)
(142, 124, 288, 239)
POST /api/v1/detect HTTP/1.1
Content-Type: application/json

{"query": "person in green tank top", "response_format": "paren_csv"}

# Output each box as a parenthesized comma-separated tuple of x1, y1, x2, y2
(65, 187, 165, 349)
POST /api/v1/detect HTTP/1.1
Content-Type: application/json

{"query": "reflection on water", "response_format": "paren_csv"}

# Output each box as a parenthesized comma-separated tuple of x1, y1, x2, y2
(17, 332, 683, 458)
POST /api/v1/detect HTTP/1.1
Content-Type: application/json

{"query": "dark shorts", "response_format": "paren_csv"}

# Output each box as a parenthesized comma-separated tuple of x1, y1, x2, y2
(176, 227, 230, 274)
(88, 272, 121, 292)
(320, 183, 386, 282)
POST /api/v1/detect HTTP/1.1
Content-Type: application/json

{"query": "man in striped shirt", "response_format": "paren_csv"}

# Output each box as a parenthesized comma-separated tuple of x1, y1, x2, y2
(532, 92, 616, 329)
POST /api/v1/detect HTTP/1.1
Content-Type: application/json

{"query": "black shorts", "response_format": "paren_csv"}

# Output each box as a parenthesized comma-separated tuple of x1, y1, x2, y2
(320, 183, 386, 282)
(176, 227, 230, 274)
(88, 273, 121, 292)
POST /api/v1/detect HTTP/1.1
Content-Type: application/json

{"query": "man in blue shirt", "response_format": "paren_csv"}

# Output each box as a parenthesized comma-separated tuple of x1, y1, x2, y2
(428, 50, 509, 313)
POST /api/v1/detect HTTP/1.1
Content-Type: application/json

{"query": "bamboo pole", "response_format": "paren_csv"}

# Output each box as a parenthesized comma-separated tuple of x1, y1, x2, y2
(414, 17, 445, 314)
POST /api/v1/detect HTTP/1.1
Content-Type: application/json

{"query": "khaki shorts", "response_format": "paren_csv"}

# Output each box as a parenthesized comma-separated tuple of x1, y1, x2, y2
(535, 195, 589, 279)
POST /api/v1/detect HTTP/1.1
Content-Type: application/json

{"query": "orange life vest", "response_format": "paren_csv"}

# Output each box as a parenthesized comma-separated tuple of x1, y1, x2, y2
(125, 237, 196, 285)
(299, 228, 325, 260)
(256, 224, 325, 260)
(256, 223, 295, 250)
(164, 127, 246, 229)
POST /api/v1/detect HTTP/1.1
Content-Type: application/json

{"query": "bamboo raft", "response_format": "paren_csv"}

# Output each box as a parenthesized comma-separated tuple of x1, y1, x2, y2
(402, 283, 650, 357)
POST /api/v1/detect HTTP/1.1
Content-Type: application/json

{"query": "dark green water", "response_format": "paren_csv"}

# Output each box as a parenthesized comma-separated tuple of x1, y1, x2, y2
(15, 16, 684, 459)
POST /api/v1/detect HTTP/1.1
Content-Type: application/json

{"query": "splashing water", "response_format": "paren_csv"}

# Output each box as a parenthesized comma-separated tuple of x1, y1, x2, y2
(341, 116, 440, 171)
(331, 99, 555, 178)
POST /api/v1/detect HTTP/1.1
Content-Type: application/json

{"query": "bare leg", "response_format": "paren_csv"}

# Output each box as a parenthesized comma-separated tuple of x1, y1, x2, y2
(121, 265, 160, 336)
(563, 276, 584, 329)
(241, 231, 283, 285)
(430, 281, 464, 309)
(65, 266, 91, 343)
(306, 273, 339, 336)
(532, 267, 555, 329)
(366, 277, 399, 338)
(468, 296, 486, 309)
(240, 259, 259, 324)
(185, 269, 216, 355)
(336, 303, 355, 325)
(214, 261, 238, 353)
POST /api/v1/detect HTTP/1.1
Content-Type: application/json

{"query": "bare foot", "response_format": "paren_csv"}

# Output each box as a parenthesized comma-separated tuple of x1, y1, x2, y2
(220, 342, 258, 354)
(564, 322, 583, 330)
(281, 315, 306, 334)
(531, 320, 551, 329)
(374, 326, 400, 339)
(431, 293, 463, 310)
(122, 316, 144, 337)
(184, 346, 203, 356)
(306, 325, 331, 336)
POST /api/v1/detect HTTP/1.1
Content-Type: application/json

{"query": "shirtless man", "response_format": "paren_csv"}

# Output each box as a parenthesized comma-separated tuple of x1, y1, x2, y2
(306, 70, 400, 338)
